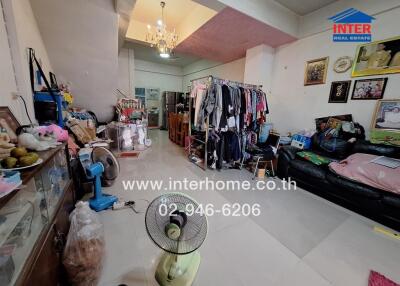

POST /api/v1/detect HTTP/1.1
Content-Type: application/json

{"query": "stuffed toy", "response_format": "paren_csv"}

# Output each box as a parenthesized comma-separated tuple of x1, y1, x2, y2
(18, 125, 63, 151)
(18, 133, 57, 151)
(37, 124, 68, 142)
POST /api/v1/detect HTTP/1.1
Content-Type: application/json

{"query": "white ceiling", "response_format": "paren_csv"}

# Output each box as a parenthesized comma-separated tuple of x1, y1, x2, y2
(275, 0, 338, 15)
(132, 0, 198, 29)
(124, 40, 201, 67)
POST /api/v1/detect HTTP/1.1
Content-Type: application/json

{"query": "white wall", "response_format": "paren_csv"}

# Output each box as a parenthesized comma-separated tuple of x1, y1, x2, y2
(182, 58, 246, 92)
(244, 44, 275, 93)
(216, 0, 299, 38)
(0, 0, 21, 121)
(134, 59, 184, 92)
(118, 48, 132, 95)
(1, 0, 53, 124)
(118, 48, 184, 95)
(269, 6, 400, 137)
(30, 0, 119, 122)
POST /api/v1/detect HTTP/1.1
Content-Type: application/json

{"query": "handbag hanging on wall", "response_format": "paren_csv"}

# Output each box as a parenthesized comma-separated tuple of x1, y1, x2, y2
(29, 48, 62, 126)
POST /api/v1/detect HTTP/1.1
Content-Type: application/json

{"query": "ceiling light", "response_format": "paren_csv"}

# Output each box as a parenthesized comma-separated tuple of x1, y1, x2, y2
(146, 1, 178, 59)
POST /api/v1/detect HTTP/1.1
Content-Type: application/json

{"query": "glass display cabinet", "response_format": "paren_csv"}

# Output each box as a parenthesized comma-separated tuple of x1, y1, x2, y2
(0, 144, 75, 286)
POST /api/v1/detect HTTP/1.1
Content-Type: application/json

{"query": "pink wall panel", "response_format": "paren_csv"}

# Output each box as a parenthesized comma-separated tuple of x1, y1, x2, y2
(175, 7, 297, 63)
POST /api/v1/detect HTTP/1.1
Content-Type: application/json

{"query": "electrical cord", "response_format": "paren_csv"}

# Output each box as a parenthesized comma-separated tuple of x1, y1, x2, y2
(18, 95, 33, 125)
(129, 199, 150, 214)
(111, 198, 150, 214)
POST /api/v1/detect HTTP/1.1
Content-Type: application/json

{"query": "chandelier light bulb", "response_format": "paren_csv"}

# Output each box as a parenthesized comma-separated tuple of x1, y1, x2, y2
(145, 1, 177, 59)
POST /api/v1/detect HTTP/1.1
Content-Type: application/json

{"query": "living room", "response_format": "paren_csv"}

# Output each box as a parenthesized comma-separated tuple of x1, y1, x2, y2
(0, 0, 399, 286)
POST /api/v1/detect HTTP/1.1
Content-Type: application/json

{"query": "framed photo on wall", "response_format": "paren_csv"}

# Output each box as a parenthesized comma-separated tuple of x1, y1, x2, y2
(304, 57, 329, 86)
(328, 81, 351, 103)
(146, 88, 160, 101)
(351, 36, 400, 77)
(371, 99, 400, 132)
(135, 87, 146, 107)
(0, 106, 20, 143)
(351, 78, 388, 100)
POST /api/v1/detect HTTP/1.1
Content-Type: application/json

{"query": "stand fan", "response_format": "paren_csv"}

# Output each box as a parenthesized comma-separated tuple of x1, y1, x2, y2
(145, 193, 208, 286)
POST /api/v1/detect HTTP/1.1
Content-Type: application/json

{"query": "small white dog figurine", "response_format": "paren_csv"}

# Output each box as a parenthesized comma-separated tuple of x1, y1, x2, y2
(18, 133, 58, 151)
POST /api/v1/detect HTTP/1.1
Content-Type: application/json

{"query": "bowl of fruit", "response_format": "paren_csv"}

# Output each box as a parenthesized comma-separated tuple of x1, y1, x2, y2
(0, 147, 42, 171)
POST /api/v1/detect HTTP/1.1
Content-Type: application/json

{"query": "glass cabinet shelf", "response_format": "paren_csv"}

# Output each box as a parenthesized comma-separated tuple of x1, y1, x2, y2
(0, 144, 70, 285)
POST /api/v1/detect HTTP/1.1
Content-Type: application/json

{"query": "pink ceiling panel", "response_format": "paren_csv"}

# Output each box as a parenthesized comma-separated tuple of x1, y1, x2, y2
(175, 7, 297, 63)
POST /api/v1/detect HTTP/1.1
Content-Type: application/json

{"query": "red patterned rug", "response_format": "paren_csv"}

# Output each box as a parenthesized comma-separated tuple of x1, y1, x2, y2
(369, 271, 399, 286)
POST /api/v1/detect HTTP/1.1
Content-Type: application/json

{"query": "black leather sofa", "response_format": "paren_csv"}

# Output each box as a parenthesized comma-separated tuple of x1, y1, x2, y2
(277, 140, 400, 231)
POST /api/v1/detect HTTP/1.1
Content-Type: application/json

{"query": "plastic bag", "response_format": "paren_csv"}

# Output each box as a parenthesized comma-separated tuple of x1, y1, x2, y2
(63, 201, 104, 286)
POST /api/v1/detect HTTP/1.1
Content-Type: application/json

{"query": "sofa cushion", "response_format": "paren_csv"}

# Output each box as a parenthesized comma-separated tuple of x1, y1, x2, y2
(352, 140, 400, 159)
(326, 172, 382, 199)
(297, 151, 333, 165)
(279, 145, 299, 160)
(382, 194, 400, 209)
(289, 159, 327, 180)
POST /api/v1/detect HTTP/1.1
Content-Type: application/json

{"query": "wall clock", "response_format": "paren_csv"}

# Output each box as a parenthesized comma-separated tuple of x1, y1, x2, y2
(333, 56, 353, 73)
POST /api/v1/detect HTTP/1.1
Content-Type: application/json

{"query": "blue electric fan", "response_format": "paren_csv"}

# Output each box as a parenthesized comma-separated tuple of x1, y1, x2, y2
(79, 147, 119, 211)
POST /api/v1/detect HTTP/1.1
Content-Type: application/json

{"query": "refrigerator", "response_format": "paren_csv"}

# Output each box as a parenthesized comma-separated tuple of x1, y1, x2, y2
(161, 92, 186, 130)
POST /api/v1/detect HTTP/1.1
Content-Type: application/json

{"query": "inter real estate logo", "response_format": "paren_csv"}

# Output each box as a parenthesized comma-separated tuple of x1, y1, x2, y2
(328, 8, 375, 42)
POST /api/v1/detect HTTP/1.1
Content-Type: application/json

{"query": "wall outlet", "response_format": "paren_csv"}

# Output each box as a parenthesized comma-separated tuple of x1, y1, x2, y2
(11, 92, 20, 100)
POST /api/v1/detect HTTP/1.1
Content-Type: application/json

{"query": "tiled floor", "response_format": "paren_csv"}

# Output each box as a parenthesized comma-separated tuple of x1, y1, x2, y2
(97, 130, 400, 286)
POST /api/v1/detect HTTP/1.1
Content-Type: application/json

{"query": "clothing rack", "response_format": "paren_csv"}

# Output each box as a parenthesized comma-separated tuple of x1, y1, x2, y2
(188, 75, 263, 171)
(190, 75, 262, 89)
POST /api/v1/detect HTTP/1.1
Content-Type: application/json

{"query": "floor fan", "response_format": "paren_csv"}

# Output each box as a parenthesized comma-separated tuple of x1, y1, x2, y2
(78, 147, 120, 211)
(145, 193, 208, 286)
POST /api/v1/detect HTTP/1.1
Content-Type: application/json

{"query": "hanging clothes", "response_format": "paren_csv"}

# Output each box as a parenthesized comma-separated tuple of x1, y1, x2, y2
(190, 83, 207, 129)
(197, 85, 216, 129)
(212, 84, 223, 131)
(190, 77, 270, 171)
(215, 131, 241, 169)
(220, 85, 232, 129)
(239, 87, 246, 130)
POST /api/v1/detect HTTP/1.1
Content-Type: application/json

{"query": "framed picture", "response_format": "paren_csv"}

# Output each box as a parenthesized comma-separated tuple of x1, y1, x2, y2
(135, 87, 145, 97)
(328, 81, 351, 103)
(371, 99, 400, 132)
(135, 87, 146, 107)
(304, 57, 329, 86)
(146, 88, 160, 101)
(0, 106, 21, 143)
(351, 78, 388, 100)
(351, 36, 400, 77)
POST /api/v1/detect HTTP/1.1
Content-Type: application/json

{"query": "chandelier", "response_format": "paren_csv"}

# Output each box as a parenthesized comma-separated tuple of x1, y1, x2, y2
(146, 1, 178, 58)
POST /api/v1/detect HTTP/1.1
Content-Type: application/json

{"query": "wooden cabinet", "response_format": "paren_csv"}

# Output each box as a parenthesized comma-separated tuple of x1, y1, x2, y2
(0, 144, 75, 286)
